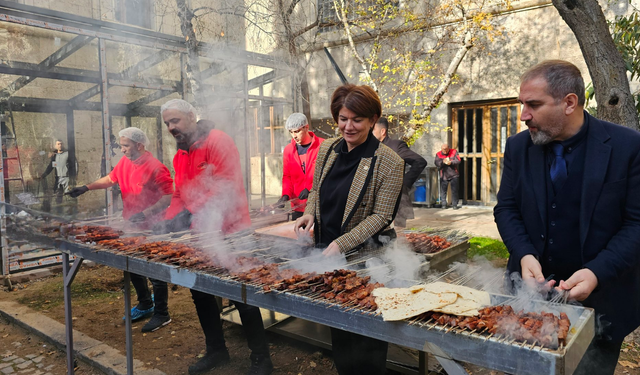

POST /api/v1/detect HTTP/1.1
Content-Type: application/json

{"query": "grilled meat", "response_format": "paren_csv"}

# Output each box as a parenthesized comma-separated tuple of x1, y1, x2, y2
(404, 233, 451, 254)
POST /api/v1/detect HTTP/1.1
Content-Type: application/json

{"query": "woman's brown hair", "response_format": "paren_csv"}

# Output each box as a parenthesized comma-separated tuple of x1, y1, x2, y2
(330, 84, 382, 122)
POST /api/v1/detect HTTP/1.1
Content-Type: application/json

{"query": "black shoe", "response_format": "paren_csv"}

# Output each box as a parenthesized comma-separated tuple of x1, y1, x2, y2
(453, 206, 460, 210)
(141, 314, 171, 333)
(189, 350, 231, 375)
(247, 355, 273, 375)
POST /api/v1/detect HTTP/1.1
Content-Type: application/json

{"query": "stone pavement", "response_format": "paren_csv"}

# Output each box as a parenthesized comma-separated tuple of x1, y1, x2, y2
(0, 301, 164, 375)
(406, 205, 501, 239)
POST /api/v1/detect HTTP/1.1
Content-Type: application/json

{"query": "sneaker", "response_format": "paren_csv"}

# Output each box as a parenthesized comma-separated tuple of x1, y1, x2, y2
(247, 355, 273, 375)
(188, 350, 231, 375)
(453, 206, 460, 210)
(141, 314, 171, 333)
(123, 305, 154, 322)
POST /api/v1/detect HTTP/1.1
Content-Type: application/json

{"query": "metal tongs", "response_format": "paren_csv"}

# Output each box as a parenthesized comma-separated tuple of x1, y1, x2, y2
(254, 198, 305, 217)
(549, 288, 570, 305)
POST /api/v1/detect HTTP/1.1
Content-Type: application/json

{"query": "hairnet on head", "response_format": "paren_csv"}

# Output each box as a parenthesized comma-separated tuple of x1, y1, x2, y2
(161, 99, 198, 118)
(119, 127, 149, 147)
(285, 113, 308, 131)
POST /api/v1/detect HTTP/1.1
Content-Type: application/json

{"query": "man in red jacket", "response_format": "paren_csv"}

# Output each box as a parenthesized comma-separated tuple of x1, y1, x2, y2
(158, 99, 272, 375)
(69, 127, 174, 332)
(434, 144, 461, 209)
(277, 113, 324, 220)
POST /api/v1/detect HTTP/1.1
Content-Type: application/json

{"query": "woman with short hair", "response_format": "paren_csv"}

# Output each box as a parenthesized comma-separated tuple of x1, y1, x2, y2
(294, 84, 405, 374)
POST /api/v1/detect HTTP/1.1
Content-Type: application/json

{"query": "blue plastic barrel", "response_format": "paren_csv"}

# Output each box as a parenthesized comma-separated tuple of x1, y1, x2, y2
(414, 178, 426, 202)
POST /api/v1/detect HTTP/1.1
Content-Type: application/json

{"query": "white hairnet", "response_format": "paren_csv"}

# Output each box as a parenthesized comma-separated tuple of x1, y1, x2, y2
(161, 99, 198, 118)
(119, 127, 149, 147)
(285, 113, 308, 130)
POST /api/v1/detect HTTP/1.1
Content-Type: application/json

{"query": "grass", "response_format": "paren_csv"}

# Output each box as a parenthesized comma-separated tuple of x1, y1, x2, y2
(15, 270, 123, 311)
(468, 237, 509, 260)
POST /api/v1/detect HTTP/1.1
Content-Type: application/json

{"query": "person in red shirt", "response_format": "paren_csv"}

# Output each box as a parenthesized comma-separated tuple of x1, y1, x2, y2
(276, 113, 324, 220)
(434, 143, 461, 209)
(157, 99, 272, 375)
(68, 127, 174, 332)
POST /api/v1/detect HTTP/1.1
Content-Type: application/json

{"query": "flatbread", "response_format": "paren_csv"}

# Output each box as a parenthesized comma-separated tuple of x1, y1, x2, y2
(420, 282, 491, 316)
(372, 287, 458, 321)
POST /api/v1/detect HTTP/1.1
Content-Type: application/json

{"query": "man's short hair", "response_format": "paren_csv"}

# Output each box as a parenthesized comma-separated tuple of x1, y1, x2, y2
(55, 139, 63, 144)
(119, 127, 150, 147)
(285, 113, 308, 131)
(161, 99, 198, 118)
(521, 60, 585, 106)
(376, 117, 389, 131)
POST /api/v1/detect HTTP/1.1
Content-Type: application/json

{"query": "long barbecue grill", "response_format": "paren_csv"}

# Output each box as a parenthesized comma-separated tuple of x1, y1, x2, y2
(3, 206, 595, 375)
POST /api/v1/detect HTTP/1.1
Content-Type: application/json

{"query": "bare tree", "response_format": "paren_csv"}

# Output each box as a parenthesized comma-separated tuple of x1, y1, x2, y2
(552, 0, 639, 129)
(332, 0, 505, 142)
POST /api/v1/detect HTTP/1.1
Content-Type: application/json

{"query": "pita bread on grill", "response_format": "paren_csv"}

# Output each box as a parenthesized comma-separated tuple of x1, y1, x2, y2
(420, 282, 491, 316)
(372, 287, 458, 321)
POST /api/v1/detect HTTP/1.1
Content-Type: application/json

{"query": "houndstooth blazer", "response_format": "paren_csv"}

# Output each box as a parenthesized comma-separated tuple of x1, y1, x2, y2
(304, 136, 405, 252)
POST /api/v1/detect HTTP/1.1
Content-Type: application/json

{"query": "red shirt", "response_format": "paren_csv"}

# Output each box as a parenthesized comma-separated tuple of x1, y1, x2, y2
(165, 129, 251, 234)
(109, 151, 173, 223)
(282, 132, 324, 212)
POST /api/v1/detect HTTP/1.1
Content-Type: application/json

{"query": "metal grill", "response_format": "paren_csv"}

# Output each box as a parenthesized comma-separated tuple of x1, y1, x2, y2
(4, 208, 595, 375)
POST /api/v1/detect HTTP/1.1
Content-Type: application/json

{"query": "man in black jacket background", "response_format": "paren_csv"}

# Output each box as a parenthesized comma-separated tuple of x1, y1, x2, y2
(373, 117, 427, 228)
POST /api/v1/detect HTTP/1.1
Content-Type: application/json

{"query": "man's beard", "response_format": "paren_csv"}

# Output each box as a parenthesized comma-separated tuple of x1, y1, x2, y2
(527, 121, 561, 145)
(172, 130, 190, 150)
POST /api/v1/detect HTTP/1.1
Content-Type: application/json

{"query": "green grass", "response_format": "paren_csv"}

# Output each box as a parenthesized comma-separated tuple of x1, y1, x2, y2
(468, 237, 509, 260)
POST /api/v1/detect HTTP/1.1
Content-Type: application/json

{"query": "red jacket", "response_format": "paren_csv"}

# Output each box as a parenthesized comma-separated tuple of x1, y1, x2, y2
(165, 129, 251, 234)
(282, 132, 324, 212)
(434, 149, 461, 180)
(109, 151, 173, 225)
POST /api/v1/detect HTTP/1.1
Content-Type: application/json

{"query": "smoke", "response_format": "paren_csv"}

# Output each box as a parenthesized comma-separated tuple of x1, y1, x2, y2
(364, 241, 424, 286)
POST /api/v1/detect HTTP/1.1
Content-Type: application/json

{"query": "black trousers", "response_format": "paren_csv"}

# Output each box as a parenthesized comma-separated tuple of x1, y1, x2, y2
(129, 273, 169, 317)
(440, 177, 459, 207)
(573, 337, 623, 375)
(330, 327, 388, 375)
(290, 211, 304, 221)
(190, 290, 270, 359)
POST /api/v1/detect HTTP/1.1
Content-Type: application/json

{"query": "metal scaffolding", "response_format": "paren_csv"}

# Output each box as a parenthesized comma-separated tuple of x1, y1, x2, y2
(0, 0, 295, 275)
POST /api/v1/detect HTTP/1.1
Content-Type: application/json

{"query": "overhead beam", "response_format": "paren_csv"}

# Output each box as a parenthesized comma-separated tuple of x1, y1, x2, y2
(4, 96, 159, 116)
(0, 59, 181, 90)
(0, 35, 94, 97)
(71, 50, 176, 103)
(0, 60, 99, 84)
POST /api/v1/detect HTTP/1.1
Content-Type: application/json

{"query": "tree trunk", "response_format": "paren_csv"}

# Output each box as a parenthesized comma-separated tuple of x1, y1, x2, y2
(175, 0, 206, 109)
(552, 0, 639, 130)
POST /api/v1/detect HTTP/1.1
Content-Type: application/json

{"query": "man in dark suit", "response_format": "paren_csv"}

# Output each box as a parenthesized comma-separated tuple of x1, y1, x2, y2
(373, 117, 427, 228)
(494, 60, 640, 375)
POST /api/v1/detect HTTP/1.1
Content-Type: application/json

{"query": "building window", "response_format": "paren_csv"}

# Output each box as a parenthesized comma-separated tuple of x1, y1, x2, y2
(115, 0, 153, 29)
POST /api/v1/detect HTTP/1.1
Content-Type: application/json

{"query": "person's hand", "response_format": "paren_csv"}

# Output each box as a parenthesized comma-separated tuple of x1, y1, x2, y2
(129, 212, 146, 223)
(520, 254, 555, 289)
(275, 195, 289, 208)
(67, 186, 89, 198)
(557, 269, 598, 301)
(322, 241, 342, 256)
(152, 210, 192, 234)
(298, 189, 310, 200)
(294, 214, 314, 236)
(444, 157, 451, 165)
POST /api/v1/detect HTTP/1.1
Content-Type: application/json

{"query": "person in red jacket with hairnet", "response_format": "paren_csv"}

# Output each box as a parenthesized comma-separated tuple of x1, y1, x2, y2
(156, 99, 272, 375)
(276, 113, 324, 220)
(69, 127, 174, 333)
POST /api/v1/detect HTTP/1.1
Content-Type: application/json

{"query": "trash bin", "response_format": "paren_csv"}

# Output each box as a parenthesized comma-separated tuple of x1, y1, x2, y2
(414, 178, 426, 202)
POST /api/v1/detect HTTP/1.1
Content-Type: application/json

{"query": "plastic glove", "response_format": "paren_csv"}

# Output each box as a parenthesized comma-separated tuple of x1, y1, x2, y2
(68, 186, 89, 198)
(129, 212, 146, 223)
(276, 195, 289, 208)
(298, 189, 309, 200)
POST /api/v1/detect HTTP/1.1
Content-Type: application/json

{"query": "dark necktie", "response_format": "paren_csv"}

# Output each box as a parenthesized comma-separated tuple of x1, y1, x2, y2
(550, 143, 567, 190)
